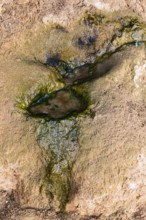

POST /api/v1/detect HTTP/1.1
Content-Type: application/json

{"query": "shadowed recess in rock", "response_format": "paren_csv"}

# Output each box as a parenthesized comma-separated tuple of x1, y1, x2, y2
(63, 47, 124, 86)
(27, 88, 88, 120)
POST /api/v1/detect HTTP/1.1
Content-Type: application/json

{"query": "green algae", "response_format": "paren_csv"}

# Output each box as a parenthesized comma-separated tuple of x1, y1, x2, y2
(37, 118, 78, 211)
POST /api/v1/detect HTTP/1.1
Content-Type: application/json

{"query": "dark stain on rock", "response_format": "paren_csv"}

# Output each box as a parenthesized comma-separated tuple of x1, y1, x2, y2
(75, 32, 97, 49)
(45, 54, 73, 73)
(45, 54, 61, 67)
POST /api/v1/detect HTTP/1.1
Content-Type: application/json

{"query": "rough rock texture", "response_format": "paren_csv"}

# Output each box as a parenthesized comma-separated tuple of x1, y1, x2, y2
(67, 46, 146, 219)
(0, 56, 49, 209)
(85, 0, 146, 21)
(1, 0, 146, 220)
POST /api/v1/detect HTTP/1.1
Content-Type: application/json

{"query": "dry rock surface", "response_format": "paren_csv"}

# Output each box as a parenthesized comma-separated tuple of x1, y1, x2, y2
(67, 47, 146, 219)
(85, 0, 146, 21)
(0, 0, 146, 220)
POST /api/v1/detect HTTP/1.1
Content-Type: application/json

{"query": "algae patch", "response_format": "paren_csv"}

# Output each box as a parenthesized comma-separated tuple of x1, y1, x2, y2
(16, 77, 89, 210)
(37, 118, 78, 211)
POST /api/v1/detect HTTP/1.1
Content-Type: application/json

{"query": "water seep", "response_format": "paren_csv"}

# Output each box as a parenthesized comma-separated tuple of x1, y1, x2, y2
(37, 118, 78, 211)
(16, 12, 146, 211)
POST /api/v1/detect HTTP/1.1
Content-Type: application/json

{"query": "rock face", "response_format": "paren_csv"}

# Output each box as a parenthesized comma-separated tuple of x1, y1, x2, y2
(85, 0, 146, 21)
(0, 56, 49, 210)
(1, 0, 146, 220)
(67, 46, 146, 219)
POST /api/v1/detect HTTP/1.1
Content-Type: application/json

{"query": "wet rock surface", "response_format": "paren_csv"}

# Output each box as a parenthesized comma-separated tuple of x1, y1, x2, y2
(1, 0, 146, 220)
(37, 118, 78, 211)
